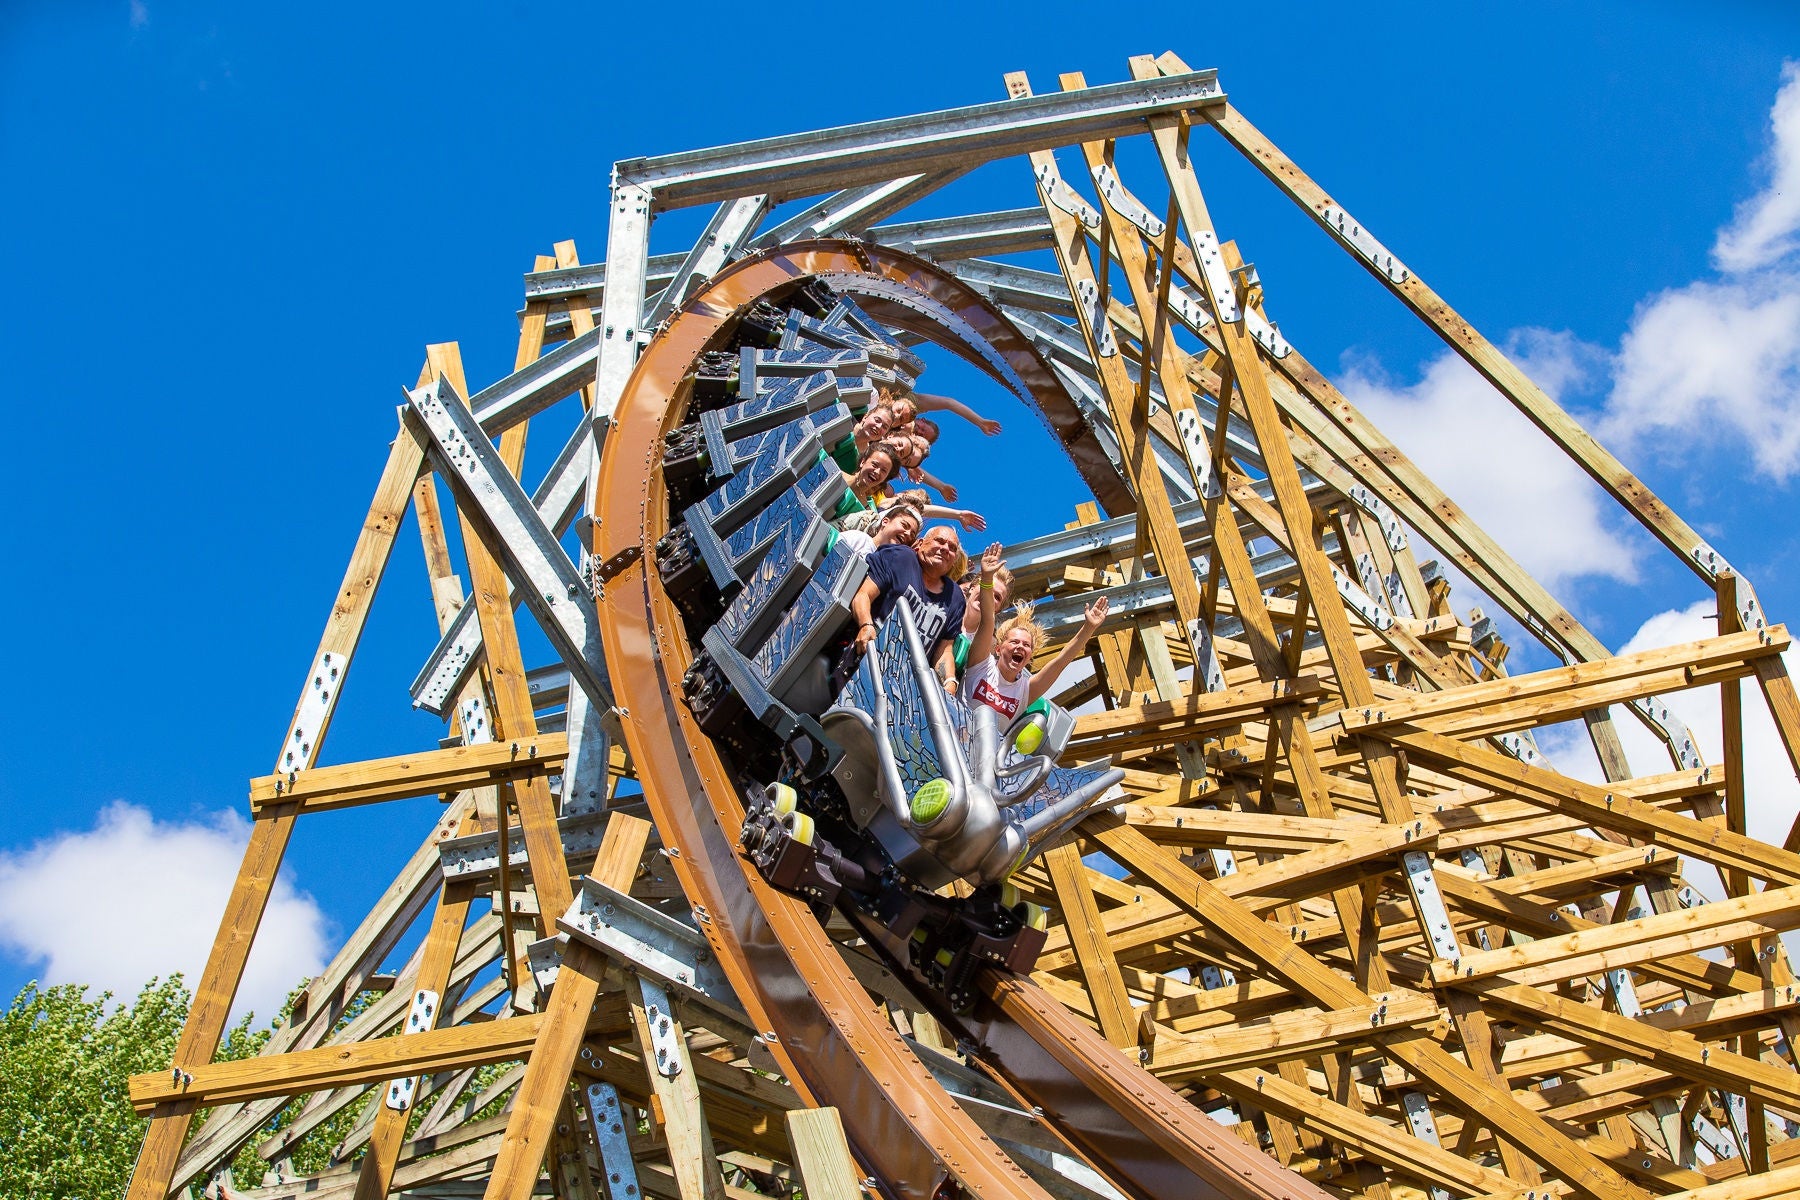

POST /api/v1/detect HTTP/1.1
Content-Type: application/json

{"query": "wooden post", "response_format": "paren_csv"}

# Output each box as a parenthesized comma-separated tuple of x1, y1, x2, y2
(784, 1108, 863, 1200)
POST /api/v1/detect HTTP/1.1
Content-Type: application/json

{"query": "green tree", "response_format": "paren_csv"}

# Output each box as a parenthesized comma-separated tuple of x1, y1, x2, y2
(0, 976, 190, 1198)
(0, 976, 279, 1199)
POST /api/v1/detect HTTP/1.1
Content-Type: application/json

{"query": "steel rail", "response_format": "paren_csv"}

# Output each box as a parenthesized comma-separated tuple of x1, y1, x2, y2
(593, 239, 1326, 1200)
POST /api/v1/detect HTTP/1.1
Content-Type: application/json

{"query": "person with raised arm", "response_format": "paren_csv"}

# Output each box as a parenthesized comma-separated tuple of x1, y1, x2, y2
(962, 570, 1110, 721)
(912, 391, 1002, 437)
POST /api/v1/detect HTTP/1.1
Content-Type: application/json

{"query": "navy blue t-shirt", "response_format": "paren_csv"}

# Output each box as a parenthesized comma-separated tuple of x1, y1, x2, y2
(866, 544, 967, 657)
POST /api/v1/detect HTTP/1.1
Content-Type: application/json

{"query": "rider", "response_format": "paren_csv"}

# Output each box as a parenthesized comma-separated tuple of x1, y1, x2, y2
(851, 526, 969, 691)
(962, 546, 1109, 721)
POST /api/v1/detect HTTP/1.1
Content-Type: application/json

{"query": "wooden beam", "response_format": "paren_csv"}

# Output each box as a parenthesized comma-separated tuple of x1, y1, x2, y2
(250, 734, 569, 815)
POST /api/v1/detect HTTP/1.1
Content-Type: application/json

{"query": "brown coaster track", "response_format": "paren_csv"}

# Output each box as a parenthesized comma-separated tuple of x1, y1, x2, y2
(593, 240, 1327, 1200)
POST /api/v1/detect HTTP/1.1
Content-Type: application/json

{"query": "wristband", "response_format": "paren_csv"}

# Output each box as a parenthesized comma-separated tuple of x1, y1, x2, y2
(860, 622, 876, 631)
(979, 581, 994, 590)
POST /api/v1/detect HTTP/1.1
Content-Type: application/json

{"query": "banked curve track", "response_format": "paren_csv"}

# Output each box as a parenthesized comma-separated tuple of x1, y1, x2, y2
(592, 239, 1326, 1200)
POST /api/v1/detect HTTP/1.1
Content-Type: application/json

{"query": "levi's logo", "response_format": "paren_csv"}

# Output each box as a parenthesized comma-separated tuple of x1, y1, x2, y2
(971, 678, 1020, 718)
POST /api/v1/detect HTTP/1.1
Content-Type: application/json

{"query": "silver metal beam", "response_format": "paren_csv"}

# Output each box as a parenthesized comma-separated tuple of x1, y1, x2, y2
(645, 194, 771, 329)
(751, 169, 969, 248)
(524, 209, 1057, 337)
(404, 376, 611, 711)
(613, 70, 1225, 210)
(469, 325, 600, 435)
(872, 208, 1054, 260)
(409, 420, 593, 716)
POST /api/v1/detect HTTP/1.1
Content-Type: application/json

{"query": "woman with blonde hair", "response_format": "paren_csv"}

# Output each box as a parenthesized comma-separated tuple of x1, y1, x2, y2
(961, 545, 1109, 720)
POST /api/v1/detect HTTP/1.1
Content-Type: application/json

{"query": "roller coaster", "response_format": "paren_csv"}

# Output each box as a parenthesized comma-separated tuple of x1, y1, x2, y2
(126, 53, 1800, 1200)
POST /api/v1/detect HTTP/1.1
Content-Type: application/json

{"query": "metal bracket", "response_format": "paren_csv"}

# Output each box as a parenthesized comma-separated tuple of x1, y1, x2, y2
(1035, 160, 1100, 231)
(638, 977, 682, 1079)
(1629, 695, 1705, 771)
(1401, 849, 1460, 963)
(1092, 163, 1165, 240)
(1399, 1092, 1453, 1200)
(1346, 484, 1407, 552)
(383, 989, 439, 1111)
(1721, 1089, 1753, 1162)
(1247, 310, 1291, 359)
(1354, 553, 1388, 617)
(1607, 967, 1644, 1018)
(457, 694, 492, 746)
(1495, 731, 1544, 766)
(1186, 618, 1228, 695)
(411, 420, 596, 716)
(1189, 231, 1242, 324)
(1321, 203, 1410, 285)
(277, 650, 344, 775)
(585, 1082, 643, 1200)
(1331, 565, 1395, 631)
(1384, 572, 1416, 621)
(1073, 279, 1119, 358)
(587, 544, 644, 592)
(440, 810, 611, 887)
(558, 876, 746, 1028)
(1172, 408, 1222, 500)
(527, 935, 564, 994)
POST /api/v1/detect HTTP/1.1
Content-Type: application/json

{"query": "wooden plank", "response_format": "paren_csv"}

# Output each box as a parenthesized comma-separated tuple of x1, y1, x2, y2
(1467, 977, 1800, 1113)
(1043, 841, 1136, 1048)
(1085, 814, 1649, 1200)
(352, 879, 480, 1200)
(1187, 56, 1713, 576)
(1336, 628, 1788, 737)
(784, 1108, 864, 1200)
(1433, 882, 1800, 988)
(1207, 1067, 1520, 1196)
(131, 1009, 549, 1112)
(1146, 991, 1439, 1081)
(1393, 728, 1800, 886)
(425, 341, 577, 926)
(250, 734, 569, 814)
(628, 974, 727, 1200)
(1065, 676, 1320, 757)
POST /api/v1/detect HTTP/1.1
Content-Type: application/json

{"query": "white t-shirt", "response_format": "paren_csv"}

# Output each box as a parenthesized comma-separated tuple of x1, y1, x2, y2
(962, 655, 1031, 721)
(835, 529, 876, 558)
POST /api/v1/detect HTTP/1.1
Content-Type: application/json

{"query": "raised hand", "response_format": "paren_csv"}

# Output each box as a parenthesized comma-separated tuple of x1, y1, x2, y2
(976, 416, 1002, 436)
(980, 542, 1004, 578)
(958, 509, 987, 533)
(937, 481, 959, 502)
(1082, 594, 1109, 632)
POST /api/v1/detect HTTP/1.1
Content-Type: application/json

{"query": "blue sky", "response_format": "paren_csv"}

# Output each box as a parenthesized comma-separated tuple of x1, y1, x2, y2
(2, 1, 1799, 1019)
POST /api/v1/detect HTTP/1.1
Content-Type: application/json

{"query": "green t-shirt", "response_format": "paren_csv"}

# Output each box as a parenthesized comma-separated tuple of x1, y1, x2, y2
(827, 435, 860, 473)
(829, 487, 875, 523)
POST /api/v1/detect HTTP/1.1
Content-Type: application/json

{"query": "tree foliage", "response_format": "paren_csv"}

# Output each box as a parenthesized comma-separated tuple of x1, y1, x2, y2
(0, 976, 282, 1199)
(0, 976, 191, 1198)
(2, 974, 519, 1195)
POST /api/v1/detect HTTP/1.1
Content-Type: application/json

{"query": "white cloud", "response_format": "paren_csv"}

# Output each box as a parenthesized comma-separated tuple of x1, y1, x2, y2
(1338, 329, 1639, 590)
(129, 0, 148, 30)
(1598, 61, 1800, 480)
(1713, 62, 1800, 274)
(1538, 600, 1800, 867)
(0, 802, 330, 1023)
(1601, 271, 1800, 481)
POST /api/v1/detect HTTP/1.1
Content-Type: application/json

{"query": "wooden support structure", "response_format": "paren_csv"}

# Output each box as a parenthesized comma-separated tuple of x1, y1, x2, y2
(129, 54, 1800, 1200)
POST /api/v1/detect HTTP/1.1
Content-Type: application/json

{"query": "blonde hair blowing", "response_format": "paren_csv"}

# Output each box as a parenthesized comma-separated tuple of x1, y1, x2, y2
(995, 599, 1046, 656)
